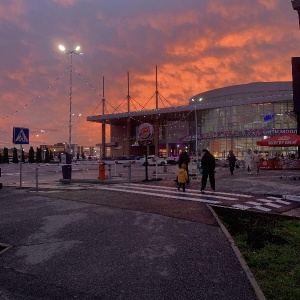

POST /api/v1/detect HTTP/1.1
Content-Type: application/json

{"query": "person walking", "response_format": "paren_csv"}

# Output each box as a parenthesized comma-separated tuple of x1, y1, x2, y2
(177, 163, 188, 192)
(252, 150, 261, 174)
(200, 149, 216, 192)
(178, 151, 191, 183)
(227, 150, 236, 175)
(245, 149, 254, 175)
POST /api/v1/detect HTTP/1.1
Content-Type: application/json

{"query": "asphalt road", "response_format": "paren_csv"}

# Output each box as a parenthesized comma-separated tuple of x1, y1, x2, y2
(0, 187, 259, 300)
(1, 163, 299, 299)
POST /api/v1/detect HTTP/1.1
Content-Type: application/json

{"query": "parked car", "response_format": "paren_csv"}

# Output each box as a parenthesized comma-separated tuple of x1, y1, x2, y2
(139, 155, 167, 166)
(166, 157, 179, 165)
(114, 155, 137, 164)
(50, 157, 60, 164)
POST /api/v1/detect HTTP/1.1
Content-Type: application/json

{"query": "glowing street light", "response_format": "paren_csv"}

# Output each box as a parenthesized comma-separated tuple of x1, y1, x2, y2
(58, 44, 82, 154)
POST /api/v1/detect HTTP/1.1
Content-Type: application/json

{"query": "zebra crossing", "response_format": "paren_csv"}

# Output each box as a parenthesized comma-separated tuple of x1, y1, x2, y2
(96, 183, 295, 213)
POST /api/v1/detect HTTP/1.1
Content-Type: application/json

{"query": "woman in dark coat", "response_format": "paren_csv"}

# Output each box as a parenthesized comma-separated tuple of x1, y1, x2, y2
(200, 149, 216, 192)
(178, 151, 190, 183)
(227, 150, 236, 175)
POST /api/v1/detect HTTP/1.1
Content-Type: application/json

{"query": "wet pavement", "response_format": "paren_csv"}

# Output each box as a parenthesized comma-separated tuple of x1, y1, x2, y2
(0, 165, 299, 299)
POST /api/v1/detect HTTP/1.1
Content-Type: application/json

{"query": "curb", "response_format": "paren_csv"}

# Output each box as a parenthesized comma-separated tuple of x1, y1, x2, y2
(207, 205, 266, 300)
(283, 195, 300, 202)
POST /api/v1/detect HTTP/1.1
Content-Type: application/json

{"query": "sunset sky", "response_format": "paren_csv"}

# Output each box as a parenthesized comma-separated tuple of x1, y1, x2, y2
(1, 0, 300, 151)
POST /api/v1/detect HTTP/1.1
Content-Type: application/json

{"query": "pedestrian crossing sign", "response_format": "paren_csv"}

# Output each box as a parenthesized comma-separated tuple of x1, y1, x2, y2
(13, 127, 29, 144)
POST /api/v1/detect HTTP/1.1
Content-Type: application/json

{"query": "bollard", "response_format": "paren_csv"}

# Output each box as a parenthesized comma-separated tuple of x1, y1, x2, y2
(98, 162, 106, 180)
(114, 162, 117, 176)
(107, 164, 112, 180)
(62, 164, 72, 179)
(163, 165, 167, 173)
(127, 161, 131, 183)
(0, 167, 2, 190)
(35, 167, 39, 190)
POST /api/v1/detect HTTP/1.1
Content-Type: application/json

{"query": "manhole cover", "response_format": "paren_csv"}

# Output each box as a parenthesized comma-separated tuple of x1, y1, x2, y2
(0, 243, 12, 255)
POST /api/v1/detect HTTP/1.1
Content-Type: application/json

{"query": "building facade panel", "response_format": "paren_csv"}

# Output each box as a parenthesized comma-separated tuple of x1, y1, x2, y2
(87, 82, 297, 159)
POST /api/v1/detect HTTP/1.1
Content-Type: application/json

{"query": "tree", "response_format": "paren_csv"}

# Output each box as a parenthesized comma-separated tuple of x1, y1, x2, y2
(22, 149, 25, 163)
(28, 147, 35, 163)
(49, 150, 54, 162)
(45, 148, 50, 163)
(13, 147, 19, 163)
(36, 147, 42, 163)
(3, 148, 9, 163)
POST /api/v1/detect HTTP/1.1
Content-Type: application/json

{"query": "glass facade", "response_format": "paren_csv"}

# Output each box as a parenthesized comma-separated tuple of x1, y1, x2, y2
(195, 101, 296, 158)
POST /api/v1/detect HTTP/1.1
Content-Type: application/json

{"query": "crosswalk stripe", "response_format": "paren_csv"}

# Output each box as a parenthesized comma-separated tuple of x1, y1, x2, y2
(267, 196, 282, 200)
(232, 204, 251, 210)
(274, 199, 293, 205)
(122, 184, 242, 200)
(94, 183, 295, 213)
(258, 198, 292, 206)
(246, 201, 263, 206)
(257, 199, 274, 203)
(127, 183, 254, 198)
(97, 185, 220, 204)
(253, 206, 271, 212)
(263, 202, 282, 208)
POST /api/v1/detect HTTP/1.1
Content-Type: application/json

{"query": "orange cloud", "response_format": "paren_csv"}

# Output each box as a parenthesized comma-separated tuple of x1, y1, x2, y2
(0, 0, 299, 151)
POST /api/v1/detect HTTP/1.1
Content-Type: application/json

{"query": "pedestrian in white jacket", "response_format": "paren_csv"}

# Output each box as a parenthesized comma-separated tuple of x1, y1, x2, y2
(245, 149, 254, 175)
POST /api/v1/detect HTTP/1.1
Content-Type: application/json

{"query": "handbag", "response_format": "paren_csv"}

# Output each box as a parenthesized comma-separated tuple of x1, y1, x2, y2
(199, 166, 203, 175)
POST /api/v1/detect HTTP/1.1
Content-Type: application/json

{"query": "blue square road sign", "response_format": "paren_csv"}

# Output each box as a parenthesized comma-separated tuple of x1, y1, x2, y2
(13, 127, 29, 144)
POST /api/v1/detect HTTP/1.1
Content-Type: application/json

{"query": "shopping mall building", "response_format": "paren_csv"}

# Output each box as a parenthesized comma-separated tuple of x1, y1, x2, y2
(87, 81, 297, 158)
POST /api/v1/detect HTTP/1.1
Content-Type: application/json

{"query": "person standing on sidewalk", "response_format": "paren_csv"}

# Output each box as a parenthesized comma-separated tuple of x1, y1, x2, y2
(177, 163, 188, 192)
(200, 149, 216, 192)
(227, 150, 237, 175)
(253, 150, 261, 174)
(245, 148, 254, 175)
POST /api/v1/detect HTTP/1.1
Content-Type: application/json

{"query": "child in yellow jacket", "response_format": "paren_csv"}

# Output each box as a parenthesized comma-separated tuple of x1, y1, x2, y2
(177, 163, 188, 192)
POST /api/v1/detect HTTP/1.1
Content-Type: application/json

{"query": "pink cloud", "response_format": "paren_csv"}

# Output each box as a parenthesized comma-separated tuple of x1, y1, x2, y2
(0, 0, 299, 150)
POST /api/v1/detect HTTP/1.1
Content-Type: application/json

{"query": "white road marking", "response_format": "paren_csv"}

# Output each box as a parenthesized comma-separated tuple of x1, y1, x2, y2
(93, 183, 295, 212)
(97, 185, 220, 204)
(122, 184, 241, 200)
(275, 199, 296, 205)
(263, 202, 282, 208)
(128, 183, 254, 198)
(257, 199, 273, 203)
(232, 204, 251, 210)
(246, 201, 263, 206)
(253, 206, 271, 212)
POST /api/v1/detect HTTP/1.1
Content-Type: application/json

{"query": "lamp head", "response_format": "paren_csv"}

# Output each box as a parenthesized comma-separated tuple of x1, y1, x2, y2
(59, 45, 66, 52)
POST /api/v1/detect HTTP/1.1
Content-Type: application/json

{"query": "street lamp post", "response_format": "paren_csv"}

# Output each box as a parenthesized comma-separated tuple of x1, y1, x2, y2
(73, 113, 82, 159)
(58, 44, 82, 154)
